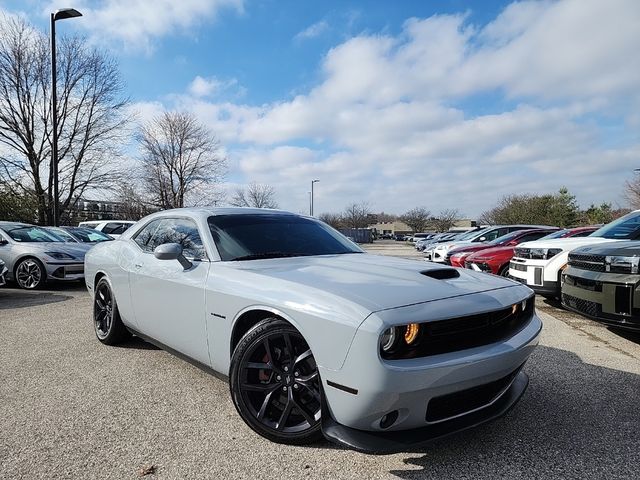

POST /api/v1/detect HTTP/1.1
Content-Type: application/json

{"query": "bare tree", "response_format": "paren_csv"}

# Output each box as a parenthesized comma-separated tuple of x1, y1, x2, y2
(114, 184, 158, 220)
(433, 208, 461, 232)
(400, 207, 431, 232)
(318, 212, 343, 229)
(139, 111, 227, 209)
(230, 182, 278, 208)
(342, 202, 372, 228)
(625, 175, 640, 209)
(0, 16, 131, 225)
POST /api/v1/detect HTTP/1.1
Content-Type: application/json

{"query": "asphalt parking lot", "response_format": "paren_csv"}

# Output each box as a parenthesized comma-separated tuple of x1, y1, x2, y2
(1, 243, 639, 479)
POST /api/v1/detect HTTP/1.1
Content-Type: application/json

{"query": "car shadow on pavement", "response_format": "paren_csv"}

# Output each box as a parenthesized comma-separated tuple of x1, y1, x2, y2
(116, 336, 161, 350)
(0, 289, 72, 310)
(389, 345, 640, 479)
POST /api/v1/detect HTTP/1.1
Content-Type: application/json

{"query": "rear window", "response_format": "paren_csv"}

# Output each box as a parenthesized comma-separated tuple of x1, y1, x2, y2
(591, 212, 640, 240)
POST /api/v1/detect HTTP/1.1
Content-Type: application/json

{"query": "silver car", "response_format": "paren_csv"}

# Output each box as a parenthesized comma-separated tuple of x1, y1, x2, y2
(0, 222, 89, 289)
(85, 208, 541, 453)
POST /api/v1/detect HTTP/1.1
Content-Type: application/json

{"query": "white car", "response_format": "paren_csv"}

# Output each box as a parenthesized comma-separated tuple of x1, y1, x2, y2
(78, 220, 136, 239)
(429, 225, 553, 263)
(509, 210, 640, 298)
(84, 207, 541, 453)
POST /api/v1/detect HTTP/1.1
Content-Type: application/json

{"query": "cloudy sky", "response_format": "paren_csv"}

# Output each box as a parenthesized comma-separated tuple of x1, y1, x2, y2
(4, 0, 640, 217)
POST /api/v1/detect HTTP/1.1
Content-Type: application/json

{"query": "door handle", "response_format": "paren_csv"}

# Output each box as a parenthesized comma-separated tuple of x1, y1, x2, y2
(134, 263, 143, 269)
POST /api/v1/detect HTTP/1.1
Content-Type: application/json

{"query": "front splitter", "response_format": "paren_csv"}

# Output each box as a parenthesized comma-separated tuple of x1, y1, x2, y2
(321, 371, 529, 454)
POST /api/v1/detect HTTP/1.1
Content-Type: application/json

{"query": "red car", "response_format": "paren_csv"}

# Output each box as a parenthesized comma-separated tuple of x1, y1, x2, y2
(447, 228, 558, 268)
(464, 226, 600, 276)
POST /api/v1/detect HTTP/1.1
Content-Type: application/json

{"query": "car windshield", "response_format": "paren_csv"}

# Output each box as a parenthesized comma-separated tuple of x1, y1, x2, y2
(539, 229, 568, 239)
(46, 228, 78, 243)
(487, 231, 521, 246)
(208, 214, 363, 261)
(66, 227, 113, 243)
(591, 211, 640, 240)
(2, 225, 63, 242)
(458, 227, 487, 241)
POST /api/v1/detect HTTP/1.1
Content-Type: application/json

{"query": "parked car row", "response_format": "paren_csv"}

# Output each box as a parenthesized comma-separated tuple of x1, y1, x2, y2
(508, 210, 640, 331)
(421, 211, 640, 332)
(0, 220, 135, 289)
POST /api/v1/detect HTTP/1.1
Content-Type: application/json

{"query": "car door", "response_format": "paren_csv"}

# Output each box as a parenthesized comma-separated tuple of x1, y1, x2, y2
(128, 217, 211, 365)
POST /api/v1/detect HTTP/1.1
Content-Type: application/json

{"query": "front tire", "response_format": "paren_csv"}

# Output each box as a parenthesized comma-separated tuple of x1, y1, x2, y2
(15, 257, 46, 289)
(93, 277, 130, 345)
(229, 318, 322, 445)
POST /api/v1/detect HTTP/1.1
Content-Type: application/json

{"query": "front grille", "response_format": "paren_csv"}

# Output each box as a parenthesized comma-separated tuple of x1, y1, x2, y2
(510, 262, 527, 272)
(562, 293, 601, 317)
(426, 366, 522, 423)
(568, 253, 606, 272)
(383, 297, 534, 359)
(563, 274, 602, 292)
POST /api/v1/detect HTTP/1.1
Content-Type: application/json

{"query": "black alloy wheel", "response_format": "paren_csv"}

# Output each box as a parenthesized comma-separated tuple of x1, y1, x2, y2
(230, 318, 322, 444)
(93, 277, 129, 345)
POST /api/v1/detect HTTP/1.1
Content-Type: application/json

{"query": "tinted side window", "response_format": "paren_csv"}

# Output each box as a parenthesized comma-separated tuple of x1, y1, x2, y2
(573, 230, 594, 237)
(483, 229, 501, 241)
(133, 219, 163, 252)
(102, 222, 127, 234)
(518, 231, 551, 243)
(150, 218, 206, 259)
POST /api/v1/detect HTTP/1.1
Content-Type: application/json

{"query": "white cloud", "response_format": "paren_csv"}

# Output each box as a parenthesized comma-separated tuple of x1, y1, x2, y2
(295, 20, 329, 41)
(45, 0, 244, 51)
(130, 0, 640, 216)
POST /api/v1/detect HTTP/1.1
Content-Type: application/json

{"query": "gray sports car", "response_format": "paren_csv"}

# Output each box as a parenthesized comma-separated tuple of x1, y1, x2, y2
(0, 222, 89, 289)
(85, 207, 542, 453)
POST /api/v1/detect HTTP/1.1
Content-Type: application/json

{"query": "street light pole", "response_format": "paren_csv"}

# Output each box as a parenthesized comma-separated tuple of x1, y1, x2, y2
(51, 8, 82, 226)
(310, 179, 319, 216)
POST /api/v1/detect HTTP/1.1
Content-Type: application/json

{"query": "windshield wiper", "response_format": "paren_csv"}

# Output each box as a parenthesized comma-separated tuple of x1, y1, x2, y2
(230, 252, 312, 261)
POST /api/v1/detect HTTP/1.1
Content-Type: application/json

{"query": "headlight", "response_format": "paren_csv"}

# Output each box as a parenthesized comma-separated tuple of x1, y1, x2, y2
(380, 323, 421, 355)
(45, 251, 75, 260)
(529, 248, 562, 260)
(605, 255, 640, 274)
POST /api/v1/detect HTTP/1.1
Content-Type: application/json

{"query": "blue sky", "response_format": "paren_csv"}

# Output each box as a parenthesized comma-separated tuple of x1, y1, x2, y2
(3, 0, 640, 217)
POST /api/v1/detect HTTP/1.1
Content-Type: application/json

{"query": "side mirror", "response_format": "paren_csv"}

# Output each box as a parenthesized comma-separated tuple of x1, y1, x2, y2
(0, 239, 7, 246)
(478, 236, 486, 242)
(507, 240, 519, 246)
(154, 243, 192, 270)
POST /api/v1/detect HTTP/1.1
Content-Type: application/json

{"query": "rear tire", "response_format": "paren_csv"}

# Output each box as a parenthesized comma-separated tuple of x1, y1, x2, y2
(93, 277, 130, 345)
(229, 318, 322, 445)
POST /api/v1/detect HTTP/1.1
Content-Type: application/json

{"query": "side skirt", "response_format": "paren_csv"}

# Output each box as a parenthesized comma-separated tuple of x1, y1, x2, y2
(126, 327, 229, 383)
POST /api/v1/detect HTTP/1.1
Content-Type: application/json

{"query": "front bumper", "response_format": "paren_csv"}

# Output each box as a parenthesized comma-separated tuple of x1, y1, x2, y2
(509, 260, 559, 297)
(45, 262, 85, 281)
(322, 370, 529, 454)
(319, 287, 541, 452)
(561, 268, 640, 331)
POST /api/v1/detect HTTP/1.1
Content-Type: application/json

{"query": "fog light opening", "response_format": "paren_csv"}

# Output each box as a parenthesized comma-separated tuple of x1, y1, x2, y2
(379, 410, 399, 429)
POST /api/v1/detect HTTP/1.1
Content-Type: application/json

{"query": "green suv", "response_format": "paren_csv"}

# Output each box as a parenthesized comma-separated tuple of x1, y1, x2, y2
(561, 241, 640, 331)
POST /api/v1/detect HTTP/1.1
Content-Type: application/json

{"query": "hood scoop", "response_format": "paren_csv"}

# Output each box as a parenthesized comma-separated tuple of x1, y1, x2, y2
(420, 268, 460, 280)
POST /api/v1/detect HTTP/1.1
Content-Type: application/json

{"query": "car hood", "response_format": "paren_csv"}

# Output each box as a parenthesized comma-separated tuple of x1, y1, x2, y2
(449, 244, 493, 255)
(230, 253, 520, 312)
(516, 236, 621, 252)
(13, 241, 89, 260)
(571, 240, 640, 257)
(467, 245, 514, 261)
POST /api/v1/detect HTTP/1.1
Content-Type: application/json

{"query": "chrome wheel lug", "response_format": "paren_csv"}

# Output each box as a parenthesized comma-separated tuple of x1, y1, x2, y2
(294, 371, 299, 377)
(276, 375, 281, 381)
(282, 386, 287, 392)
(293, 384, 299, 390)
(283, 366, 289, 372)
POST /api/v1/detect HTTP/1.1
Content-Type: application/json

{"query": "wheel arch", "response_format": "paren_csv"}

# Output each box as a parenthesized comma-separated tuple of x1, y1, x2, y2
(230, 306, 305, 358)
